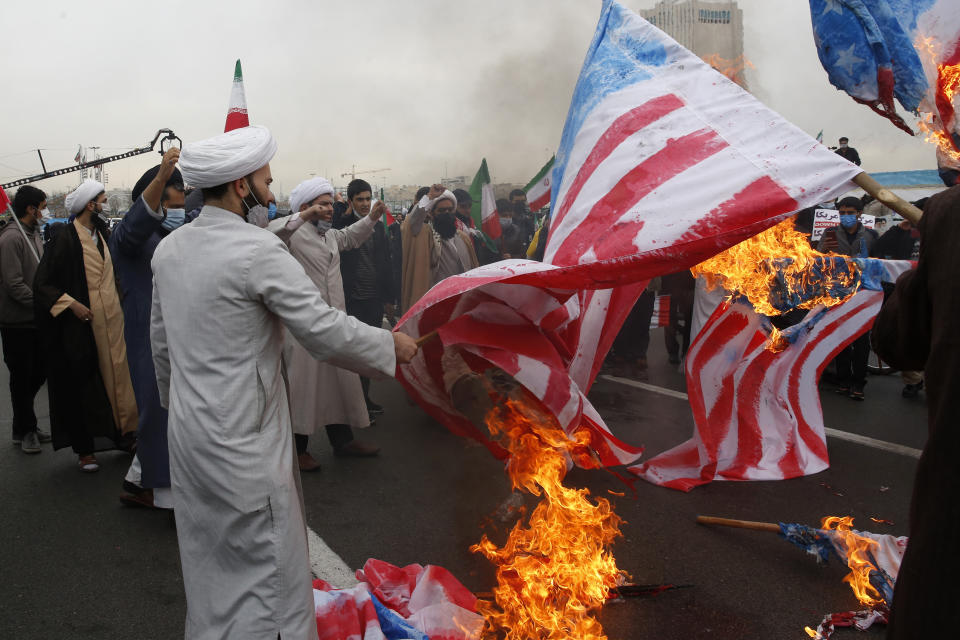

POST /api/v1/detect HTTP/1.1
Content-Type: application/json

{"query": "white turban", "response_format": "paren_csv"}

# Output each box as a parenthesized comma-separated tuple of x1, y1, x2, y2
(178, 125, 278, 188)
(65, 179, 105, 215)
(289, 177, 334, 214)
(418, 189, 458, 212)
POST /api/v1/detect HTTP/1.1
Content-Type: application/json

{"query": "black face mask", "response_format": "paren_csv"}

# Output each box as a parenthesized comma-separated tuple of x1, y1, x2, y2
(433, 212, 457, 240)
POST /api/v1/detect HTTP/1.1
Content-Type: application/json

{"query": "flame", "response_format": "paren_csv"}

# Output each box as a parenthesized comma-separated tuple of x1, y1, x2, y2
(471, 394, 624, 639)
(804, 627, 822, 639)
(915, 35, 960, 162)
(691, 219, 861, 318)
(820, 516, 885, 608)
(702, 53, 753, 88)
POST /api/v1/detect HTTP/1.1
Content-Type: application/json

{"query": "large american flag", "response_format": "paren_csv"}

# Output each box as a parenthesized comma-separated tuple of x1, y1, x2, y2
(395, 0, 863, 467)
(633, 259, 914, 490)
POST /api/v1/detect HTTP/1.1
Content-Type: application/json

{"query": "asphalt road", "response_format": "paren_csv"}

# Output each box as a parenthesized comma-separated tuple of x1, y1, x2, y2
(0, 328, 926, 639)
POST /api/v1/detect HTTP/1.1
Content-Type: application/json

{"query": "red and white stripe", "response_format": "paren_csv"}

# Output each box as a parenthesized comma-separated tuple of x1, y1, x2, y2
(631, 287, 893, 491)
(396, 261, 644, 467)
(544, 23, 862, 284)
(650, 294, 671, 329)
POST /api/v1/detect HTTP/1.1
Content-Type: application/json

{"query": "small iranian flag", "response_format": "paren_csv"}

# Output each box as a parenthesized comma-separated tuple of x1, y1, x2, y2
(224, 59, 250, 132)
(380, 187, 396, 227)
(468, 158, 501, 241)
(523, 156, 554, 211)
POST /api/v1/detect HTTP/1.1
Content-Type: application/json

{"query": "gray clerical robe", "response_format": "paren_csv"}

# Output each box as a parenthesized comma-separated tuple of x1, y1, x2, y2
(150, 206, 395, 640)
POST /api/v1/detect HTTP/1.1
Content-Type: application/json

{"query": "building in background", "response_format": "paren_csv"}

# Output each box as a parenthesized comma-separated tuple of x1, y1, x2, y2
(639, 0, 748, 88)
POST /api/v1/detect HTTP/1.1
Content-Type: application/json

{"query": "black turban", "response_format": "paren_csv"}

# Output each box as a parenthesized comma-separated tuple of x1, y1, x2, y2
(131, 164, 184, 204)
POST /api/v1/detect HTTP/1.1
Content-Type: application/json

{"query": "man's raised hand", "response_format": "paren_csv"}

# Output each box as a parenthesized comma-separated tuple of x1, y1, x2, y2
(158, 148, 180, 182)
(428, 183, 445, 200)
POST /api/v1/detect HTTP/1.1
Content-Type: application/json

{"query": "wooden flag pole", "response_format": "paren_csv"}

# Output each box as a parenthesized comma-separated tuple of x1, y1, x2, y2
(852, 172, 923, 225)
(696, 515, 781, 533)
(415, 330, 439, 347)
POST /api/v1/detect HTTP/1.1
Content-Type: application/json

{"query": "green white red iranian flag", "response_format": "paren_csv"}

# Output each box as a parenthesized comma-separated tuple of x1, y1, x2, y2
(224, 59, 250, 132)
(523, 156, 554, 211)
(468, 158, 501, 240)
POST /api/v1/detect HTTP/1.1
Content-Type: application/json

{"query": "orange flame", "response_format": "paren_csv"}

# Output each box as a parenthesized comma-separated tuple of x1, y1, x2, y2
(804, 627, 822, 639)
(701, 53, 754, 88)
(691, 219, 860, 318)
(471, 394, 624, 639)
(915, 35, 960, 162)
(820, 516, 885, 608)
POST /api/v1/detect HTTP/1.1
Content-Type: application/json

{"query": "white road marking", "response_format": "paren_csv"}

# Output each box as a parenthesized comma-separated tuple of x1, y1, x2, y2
(307, 526, 358, 588)
(822, 427, 922, 459)
(599, 374, 923, 460)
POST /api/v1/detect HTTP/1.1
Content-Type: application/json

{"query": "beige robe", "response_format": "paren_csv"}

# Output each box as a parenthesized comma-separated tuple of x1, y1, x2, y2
(285, 216, 376, 434)
(52, 220, 138, 435)
(400, 207, 437, 313)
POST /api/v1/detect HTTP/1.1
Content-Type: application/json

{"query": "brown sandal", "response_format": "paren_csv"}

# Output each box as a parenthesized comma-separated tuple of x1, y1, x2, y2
(78, 455, 99, 473)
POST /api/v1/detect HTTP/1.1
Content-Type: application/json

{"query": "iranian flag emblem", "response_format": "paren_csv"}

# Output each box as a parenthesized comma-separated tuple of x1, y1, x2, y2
(224, 59, 250, 132)
(523, 156, 554, 211)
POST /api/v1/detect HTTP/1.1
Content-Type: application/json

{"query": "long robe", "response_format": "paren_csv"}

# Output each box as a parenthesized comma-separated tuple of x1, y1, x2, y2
(109, 196, 171, 487)
(400, 205, 437, 313)
(286, 216, 375, 435)
(34, 218, 138, 451)
(872, 185, 960, 638)
(150, 205, 395, 640)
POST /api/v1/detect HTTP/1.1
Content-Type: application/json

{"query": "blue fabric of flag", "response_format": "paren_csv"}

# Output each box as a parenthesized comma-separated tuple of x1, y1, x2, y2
(551, 0, 667, 211)
(809, 0, 935, 133)
(779, 522, 838, 564)
(369, 593, 429, 640)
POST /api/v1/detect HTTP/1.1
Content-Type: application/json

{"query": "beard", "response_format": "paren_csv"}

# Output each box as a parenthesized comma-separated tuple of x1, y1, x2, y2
(433, 212, 458, 240)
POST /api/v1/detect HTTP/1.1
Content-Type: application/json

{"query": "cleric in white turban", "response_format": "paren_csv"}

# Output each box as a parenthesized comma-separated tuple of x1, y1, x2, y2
(64, 179, 105, 216)
(178, 124, 277, 189)
(288, 176, 334, 216)
(149, 129, 415, 639)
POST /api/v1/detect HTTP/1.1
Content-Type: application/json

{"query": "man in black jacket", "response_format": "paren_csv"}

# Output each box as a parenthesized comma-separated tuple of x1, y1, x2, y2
(834, 136, 861, 165)
(335, 179, 397, 423)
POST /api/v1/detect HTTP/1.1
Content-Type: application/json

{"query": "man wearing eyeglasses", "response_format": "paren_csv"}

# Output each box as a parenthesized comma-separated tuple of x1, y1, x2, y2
(400, 183, 478, 312)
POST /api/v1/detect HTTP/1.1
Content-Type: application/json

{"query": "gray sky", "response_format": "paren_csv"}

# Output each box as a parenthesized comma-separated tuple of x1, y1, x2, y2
(0, 0, 938, 197)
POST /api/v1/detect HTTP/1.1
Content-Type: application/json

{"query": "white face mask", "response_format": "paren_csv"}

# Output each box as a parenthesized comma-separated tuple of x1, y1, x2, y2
(246, 205, 270, 228)
(98, 202, 112, 214)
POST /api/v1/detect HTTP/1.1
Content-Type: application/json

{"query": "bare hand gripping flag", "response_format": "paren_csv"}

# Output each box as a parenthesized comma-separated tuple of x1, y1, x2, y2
(395, 0, 862, 467)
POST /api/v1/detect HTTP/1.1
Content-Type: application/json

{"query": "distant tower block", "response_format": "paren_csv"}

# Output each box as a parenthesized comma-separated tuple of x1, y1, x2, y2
(639, 0, 748, 89)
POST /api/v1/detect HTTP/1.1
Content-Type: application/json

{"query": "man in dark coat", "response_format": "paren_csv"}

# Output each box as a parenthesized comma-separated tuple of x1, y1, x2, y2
(333, 179, 395, 454)
(819, 196, 879, 400)
(834, 136, 861, 165)
(109, 149, 184, 508)
(872, 185, 960, 638)
(34, 180, 138, 472)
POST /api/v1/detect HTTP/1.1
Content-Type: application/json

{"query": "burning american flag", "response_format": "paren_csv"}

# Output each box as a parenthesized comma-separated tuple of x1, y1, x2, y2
(396, 0, 863, 466)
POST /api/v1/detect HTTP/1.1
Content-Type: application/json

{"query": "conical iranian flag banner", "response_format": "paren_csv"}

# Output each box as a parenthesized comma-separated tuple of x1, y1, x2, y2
(224, 59, 250, 132)
(524, 156, 555, 212)
(468, 158, 501, 243)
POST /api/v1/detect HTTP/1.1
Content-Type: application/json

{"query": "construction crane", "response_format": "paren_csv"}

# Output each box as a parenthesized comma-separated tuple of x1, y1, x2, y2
(1, 129, 180, 190)
(340, 165, 391, 180)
